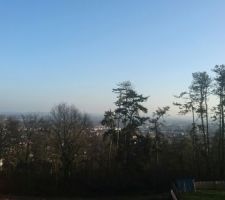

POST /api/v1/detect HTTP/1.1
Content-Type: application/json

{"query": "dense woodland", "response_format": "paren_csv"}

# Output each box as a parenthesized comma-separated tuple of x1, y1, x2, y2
(1, 65, 225, 196)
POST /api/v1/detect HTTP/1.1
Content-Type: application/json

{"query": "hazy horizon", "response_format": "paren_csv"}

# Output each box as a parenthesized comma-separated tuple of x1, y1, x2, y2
(1, 0, 225, 115)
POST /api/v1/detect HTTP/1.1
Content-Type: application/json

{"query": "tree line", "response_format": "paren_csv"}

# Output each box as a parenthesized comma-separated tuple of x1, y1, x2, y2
(0, 64, 225, 196)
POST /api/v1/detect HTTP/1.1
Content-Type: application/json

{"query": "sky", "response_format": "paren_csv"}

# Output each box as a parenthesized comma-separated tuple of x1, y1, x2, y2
(0, 0, 225, 116)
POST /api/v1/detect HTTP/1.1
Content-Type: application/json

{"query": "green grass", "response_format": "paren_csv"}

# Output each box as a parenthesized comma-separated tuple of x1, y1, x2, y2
(183, 190, 225, 200)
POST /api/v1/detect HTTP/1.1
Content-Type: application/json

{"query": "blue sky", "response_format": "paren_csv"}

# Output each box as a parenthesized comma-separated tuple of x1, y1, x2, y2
(0, 0, 225, 115)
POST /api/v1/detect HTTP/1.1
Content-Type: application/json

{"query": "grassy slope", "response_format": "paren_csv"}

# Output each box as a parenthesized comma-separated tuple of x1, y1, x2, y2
(183, 190, 225, 200)
(0, 194, 169, 200)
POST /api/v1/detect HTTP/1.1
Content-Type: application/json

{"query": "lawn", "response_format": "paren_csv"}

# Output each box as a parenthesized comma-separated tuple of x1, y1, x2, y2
(0, 194, 169, 200)
(183, 190, 225, 200)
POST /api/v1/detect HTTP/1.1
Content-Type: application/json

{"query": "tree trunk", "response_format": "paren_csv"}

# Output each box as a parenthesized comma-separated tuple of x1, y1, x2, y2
(221, 93, 225, 178)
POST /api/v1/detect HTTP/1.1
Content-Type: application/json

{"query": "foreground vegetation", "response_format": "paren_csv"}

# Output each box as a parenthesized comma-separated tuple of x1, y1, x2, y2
(1, 65, 225, 196)
(183, 190, 225, 200)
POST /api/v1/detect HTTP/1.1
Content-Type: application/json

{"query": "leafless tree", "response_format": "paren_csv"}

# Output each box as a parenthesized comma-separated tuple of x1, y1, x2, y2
(50, 103, 91, 180)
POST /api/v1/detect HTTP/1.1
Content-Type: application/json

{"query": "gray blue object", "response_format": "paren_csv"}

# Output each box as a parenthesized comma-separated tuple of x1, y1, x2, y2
(175, 179, 195, 192)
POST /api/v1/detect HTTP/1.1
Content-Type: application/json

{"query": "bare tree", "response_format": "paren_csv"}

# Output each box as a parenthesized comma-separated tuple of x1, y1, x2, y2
(50, 103, 91, 180)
